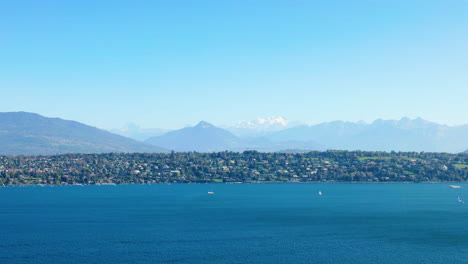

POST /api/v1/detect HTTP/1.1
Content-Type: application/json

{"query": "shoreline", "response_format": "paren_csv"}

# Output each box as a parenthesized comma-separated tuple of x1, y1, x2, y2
(1, 181, 466, 187)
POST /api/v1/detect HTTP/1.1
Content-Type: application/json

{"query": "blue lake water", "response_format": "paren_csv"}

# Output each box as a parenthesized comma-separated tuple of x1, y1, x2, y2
(1, 183, 468, 264)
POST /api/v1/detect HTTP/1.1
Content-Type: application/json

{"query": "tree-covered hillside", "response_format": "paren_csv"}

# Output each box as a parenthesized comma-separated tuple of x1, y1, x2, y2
(1, 151, 467, 185)
(0, 112, 168, 154)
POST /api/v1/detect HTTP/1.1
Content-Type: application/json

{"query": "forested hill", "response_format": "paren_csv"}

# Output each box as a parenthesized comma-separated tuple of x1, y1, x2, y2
(1, 151, 467, 185)
(0, 112, 168, 155)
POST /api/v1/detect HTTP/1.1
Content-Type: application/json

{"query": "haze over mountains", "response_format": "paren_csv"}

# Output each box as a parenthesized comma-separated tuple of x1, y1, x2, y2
(267, 117, 468, 153)
(145, 117, 468, 153)
(111, 116, 295, 141)
(1, 112, 468, 155)
(145, 121, 323, 152)
(110, 123, 170, 141)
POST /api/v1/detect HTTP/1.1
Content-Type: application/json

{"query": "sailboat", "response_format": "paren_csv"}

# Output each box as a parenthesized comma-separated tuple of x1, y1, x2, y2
(208, 185, 215, 195)
(318, 190, 322, 196)
(457, 195, 464, 204)
(204, 175, 214, 194)
(208, 181, 215, 195)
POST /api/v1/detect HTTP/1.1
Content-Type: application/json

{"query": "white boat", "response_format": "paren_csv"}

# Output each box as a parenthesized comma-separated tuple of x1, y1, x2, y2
(450, 185, 461, 188)
(318, 190, 322, 196)
(208, 191, 215, 195)
(458, 195, 464, 203)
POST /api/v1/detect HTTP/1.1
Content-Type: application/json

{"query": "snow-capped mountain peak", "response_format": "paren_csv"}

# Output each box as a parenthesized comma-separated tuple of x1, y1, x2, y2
(227, 116, 292, 137)
(234, 116, 289, 129)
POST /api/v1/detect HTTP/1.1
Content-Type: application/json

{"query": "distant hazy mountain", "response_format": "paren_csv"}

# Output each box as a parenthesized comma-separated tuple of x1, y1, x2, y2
(268, 117, 468, 153)
(226, 116, 298, 137)
(0, 112, 168, 155)
(146, 121, 242, 152)
(145, 121, 324, 152)
(110, 122, 171, 141)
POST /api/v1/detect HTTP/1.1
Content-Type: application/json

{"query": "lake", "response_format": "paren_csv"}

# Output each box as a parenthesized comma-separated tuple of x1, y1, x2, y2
(1, 183, 467, 263)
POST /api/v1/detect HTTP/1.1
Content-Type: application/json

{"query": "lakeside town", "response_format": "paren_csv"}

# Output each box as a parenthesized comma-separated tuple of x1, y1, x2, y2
(0, 151, 467, 186)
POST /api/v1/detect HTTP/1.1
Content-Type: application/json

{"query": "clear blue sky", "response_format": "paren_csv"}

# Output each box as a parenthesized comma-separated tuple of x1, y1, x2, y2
(1, 0, 467, 129)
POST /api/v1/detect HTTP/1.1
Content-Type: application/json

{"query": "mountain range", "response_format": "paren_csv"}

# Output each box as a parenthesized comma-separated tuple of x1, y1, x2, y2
(145, 117, 468, 153)
(267, 117, 468, 153)
(0, 112, 168, 155)
(1, 112, 468, 155)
